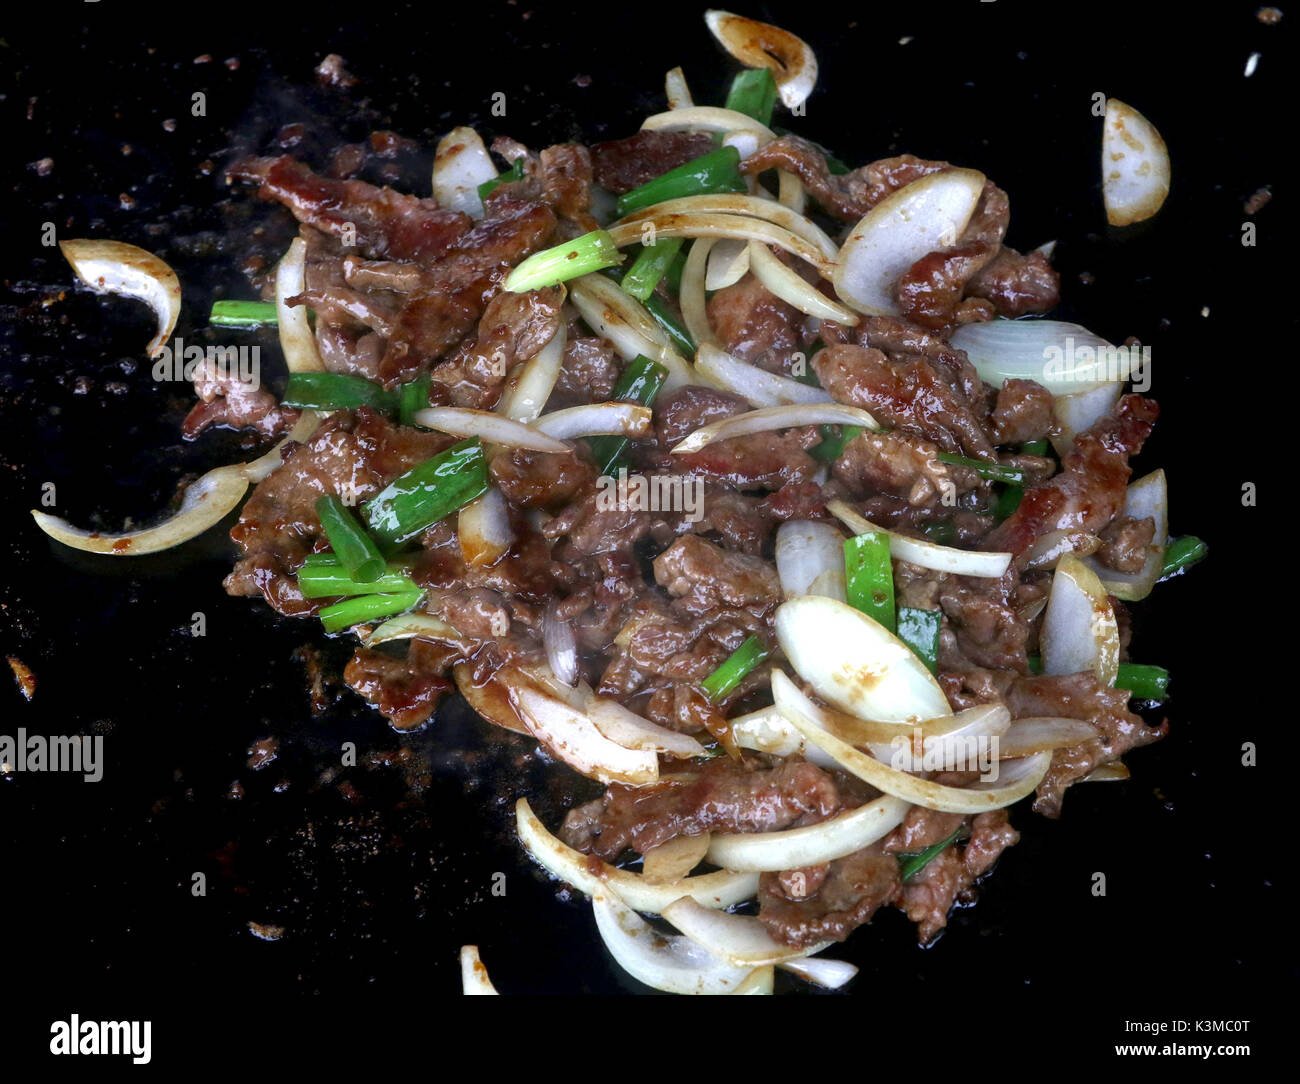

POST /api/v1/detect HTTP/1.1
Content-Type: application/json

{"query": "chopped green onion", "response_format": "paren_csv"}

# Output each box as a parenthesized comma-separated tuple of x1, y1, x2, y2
(1159, 536, 1208, 580)
(844, 531, 895, 632)
(1026, 654, 1044, 674)
(1020, 439, 1050, 456)
(616, 147, 747, 217)
(921, 520, 957, 545)
(899, 825, 969, 881)
(641, 292, 696, 356)
(621, 238, 684, 301)
(362, 437, 489, 548)
(504, 229, 623, 293)
(994, 484, 1024, 521)
(209, 300, 279, 328)
(701, 634, 770, 701)
(724, 68, 778, 126)
(282, 372, 399, 414)
(399, 373, 431, 427)
(297, 563, 419, 599)
(477, 157, 525, 201)
(897, 606, 942, 673)
(300, 552, 341, 567)
(315, 495, 387, 583)
(586, 356, 670, 475)
(936, 452, 1025, 485)
(318, 591, 423, 634)
(1115, 663, 1170, 701)
(810, 423, 863, 464)
(663, 248, 687, 294)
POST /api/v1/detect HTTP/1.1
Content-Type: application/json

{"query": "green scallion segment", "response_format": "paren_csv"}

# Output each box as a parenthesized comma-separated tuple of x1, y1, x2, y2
(362, 437, 489, 548)
(935, 452, 1025, 485)
(810, 424, 863, 464)
(318, 590, 423, 634)
(663, 248, 687, 294)
(503, 230, 623, 293)
(701, 634, 770, 701)
(899, 826, 969, 881)
(209, 300, 279, 328)
(282, 372, 399, 414)
(477, 157, 525, 201)
(921, 520, 957, 545)
(1115, 663, 1170, 701)
(724, 68, 778, 126)
(844, 531, 895, 632)
(994, 484, 1024, 521)
(1020, 439, 1050, 457)
(586, 356, 670, 475)
(616, 147, 748, 217)
(621, 238, 685, 301)
(314, 495, 387, 583)
(297, 563, 419, 599)
(1159, 536, 1208, 580)
(897, 606, 942, 673)
(399, 373, 431, 427)
(641, 292, 695, 356)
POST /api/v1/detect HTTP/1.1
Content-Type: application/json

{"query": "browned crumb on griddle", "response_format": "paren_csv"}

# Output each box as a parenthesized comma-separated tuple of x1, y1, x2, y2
(7, 655, 36, 700)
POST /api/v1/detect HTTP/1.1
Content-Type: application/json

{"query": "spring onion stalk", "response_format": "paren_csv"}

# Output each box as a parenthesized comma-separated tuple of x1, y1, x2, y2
(399, 373, 431, 427)
(1027, 654, 1044, 674)
(318, 590, 423, 634)
(994, 484, 1024, 521)
(1115, 663, 1170, 701)
(362, 438, 489, 547)
(810, 424, 863, 464)
(297, 563, 419, 599)
(615, 147, 748, 217)
(899, 826, 969, 881)
(641, 292, 695, 356)
(586, 356, 670, 475)
(315, 496, 387, 583)
(621, 238, 685, 301)
(301, 552, 341, 567)
(701, 635, 770, 701)
(1159, 536, 1207, 580)
(283, 372, 399, 413)
(1021, 439, 1050, 456)
(921, 520, 957, 545)
(724, 68, 778, 127)
(896, 606, 942, 674)
(504, 230, 622, 293)
(477, 157, 525, 201)
(209, 300, 279, 328)
(664, 248, 687, 294)
(936, 452, 1025, 485)
(844, 532, 895, 632)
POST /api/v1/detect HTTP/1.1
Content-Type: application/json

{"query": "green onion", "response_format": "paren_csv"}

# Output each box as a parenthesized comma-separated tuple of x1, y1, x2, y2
(621, 238, 685, 301)
(282, 372, 399, 413)
(314, 495, 386, 583)
(586, 356, 670, 475)
(724, 68, 778, 126)
(1115, 663, 1170, 701)
(616, 147, 748, 217)
(701, 635, 770, 701)
(297, 563, 419, 599)
(663, 248, 687, 294)
(1027, 654, 1044, 674)
(300, 551, 341, 567)
(1020, 439, 1050, 456)
(504, 230, 623, 293)
(477, 157, 525, 202)
(921, 520, 957, 545)
(1159, 536, 1208, 580)
(209, 300, 279, 328)
(399, 373, 431, 427)
(362, 437, 489, 548)
(936, 452, 1025, 485)
(641, 292, 695, 356)
(810, 423, 862, 464)
(318, 591, 423, 634)
(899, 825, 969, 881)
(994, 484, 1024, 521)
(897, 606, 942, 673)
(844, 531, 895, 632)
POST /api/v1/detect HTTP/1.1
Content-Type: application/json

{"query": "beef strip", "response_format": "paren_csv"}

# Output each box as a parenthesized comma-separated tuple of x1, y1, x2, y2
(344, 641, 454, 730)
(182, 354, 298, 439)
(707, 270, 805, 373)
(990, 378, 1055, 445)
(758, 842, 901, 947)
(589, 131, 717, 194)
(966, 247, 1061, 317)
(1096, 515, 1156, 573)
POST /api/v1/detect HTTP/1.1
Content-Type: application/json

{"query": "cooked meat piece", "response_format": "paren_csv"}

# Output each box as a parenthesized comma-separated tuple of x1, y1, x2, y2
(650, 482, 771, 555)
(182, 354, 298, 439)
(543, 484, 651, 556)
(552, 336, 622, 405)
(882, 806, 967, 854)
(484, 138, 599, 234)
(314, 321, 384, 380)
(615, 597, 767, 687)
(654, 385, 751, 446)
(707, 271, 804, 372)
(589, 130, 717, 194)
(672, 428, 823, 490)
(990, 378, 1055, 445)
(490, 447, 596, 509)
(344, 641, 453, 730)
(1096, 515, 1156, 573)
(438, 587, 512, 640)
(858, 314, 986, 406)
(938, 571, 1030, 671)
(897, 239, 1000, 330)
(758, 842, 901, 947)
(653, 535, 781, 610)
(832, 429, 956, 506)
(967, 247, 1061, 317)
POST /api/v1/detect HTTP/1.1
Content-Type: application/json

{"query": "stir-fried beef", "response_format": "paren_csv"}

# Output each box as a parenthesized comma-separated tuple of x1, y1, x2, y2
(653, 535, 781, 611)
(182, 355, 298, 439)
(758, 843, 902, 947)
(707, 271, 805, 372)
(833, 428, 957, 506)
(990, 378, 1055, 445)
(967, 247, 1061, 317)
(1096, 515, 1156, 572)
(552, 336, 622, 405)
(654, 385, 750, 446)
(589, 130, 717, 194)
(344, 642, 454, 730)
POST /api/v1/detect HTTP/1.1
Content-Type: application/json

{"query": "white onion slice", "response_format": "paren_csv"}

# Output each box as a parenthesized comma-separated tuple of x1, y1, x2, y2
(706, 238, 751, 290)
(999, 716, 1100, 758)
(459, 946, 500, 995)
(615, 194, 838, 261)
(1102, 98, 1170, 227)
(1023, 529, 1102, 571)
(242, 409, 322, 481)
(363, 612, 464, 648)
(459, 487, 514, 568)
(704, 10, 818, 110)
(568, 274, 694, 391)
(642, 834, 711, 883)
(747, 240, 859, 324)
(1087, 469, 1167, 601)
(775, 520, 848, 601)
(592, 890, 755, 995)
(1081, 760, 1130, 783)
(411, 407, 570, 452)
(827, 500, 1011, 579)
(587, 697, 708, 758)
(453, 663, 530, 736)
(1051, 380, 1122, 457)
(779, 957, 858, 989)
(496, 312, 567, 423)
(433, 126, 496, 219)
(733, 966, 775, 995)
(59, 238, 181, 359)
(532, 402, 653, 440)
(542, 602, 579, 688)
(671, 403, 878, 454)
(665, 66, 694, 109)
(609, 214, 834, 278)
(705, 794, 909, 872)
(694, 343, 831, 407)
(1040, 555, 1120, 687)
(833, 169, 986, 316)
(274, 237, 325, 373)
(730, 706, 808, 759)
(516, 798, 759, 912)
(510, 681, 659, 785)
(948, 319, 1130, 396)
(641, 105, 776, 141)
(662, 896, 830, 967)
(775, 598, 952, 724)
(774, 670, 1051, 813)
(680, 238, 716, 348)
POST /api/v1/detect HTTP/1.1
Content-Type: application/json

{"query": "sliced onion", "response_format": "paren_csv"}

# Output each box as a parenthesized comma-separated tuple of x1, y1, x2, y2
(704, 10, 818, 109)
(641, 104, 776, 141)
(949, 319, 1131, 396)
(615, 194, 838, 261)
(642, 834, 710, 883)
(694, 343, 831, 407)
(706, 794, 909, 872)
(516, 798, 760, 912)
(1040, 554, 1120, 687)
(671, 403, 878, 454)
(496, 309, 567, 423)
(533, 402, 652, 440)
(411, 407, 570, 452)
(775, 520, 848, 601)
(827, 500, 1011, 579)
(459, 487, 514, 568)
(591, 890, 755, 995)
(609, 213, 834, 278)
(459, 945, 500, 995)
(747, 240, 859, 324)
(242, 409, 322, 481)
(454, 663, 530, 736)
(1102, 98, 1170, 227)
(665, 65, 694, 109)
(362, 612, 464, 648)
(775, 598, 952, 724)
(779, 957, 858, 990)
(733, 966, 775, 995)
(662, 896, 830, 966)
(1087, 469, 1167, 601)
(1051, 380, 1122, 457)
(433, 126, 496, 219)
(542, 601, 579, 687)
(59, 238, 180, 359)
(568, 274, 694, 391)
(774, 670, 1052, 813)
(1023, 529, 1102, 571)
(833, 169, 986, 316)
(999, 716, 1100, 758)
(1081, 760, 1130, 783)
(680, 237, 716, 348)
(274, 236, 325, 373)
(730, 706, 807, 759)
(587, 697, 708, 758)
(706, 238, 750, 289)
